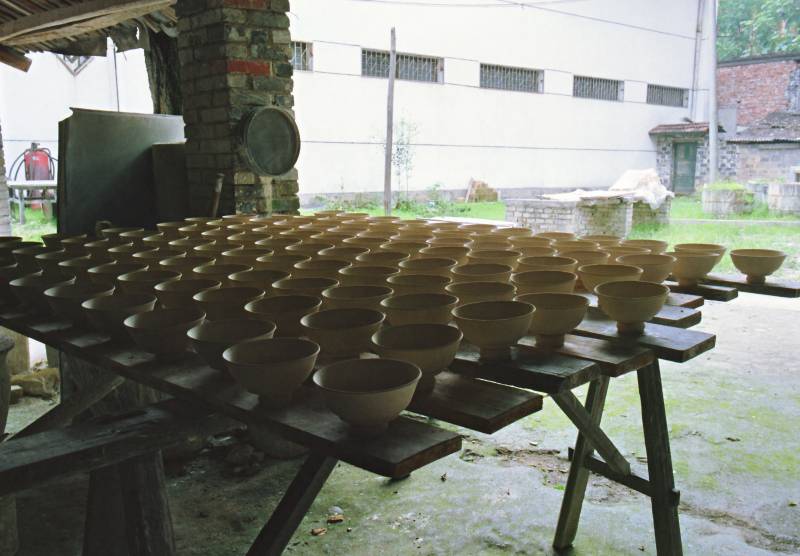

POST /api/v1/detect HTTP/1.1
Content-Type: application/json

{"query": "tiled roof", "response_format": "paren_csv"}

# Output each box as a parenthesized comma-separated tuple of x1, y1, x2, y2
(649, 122, 710, 135)
(728, 112, 800, 143)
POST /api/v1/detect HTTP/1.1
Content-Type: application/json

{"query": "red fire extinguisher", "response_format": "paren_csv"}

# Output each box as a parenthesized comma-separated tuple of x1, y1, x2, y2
(8, 142, 56, 181)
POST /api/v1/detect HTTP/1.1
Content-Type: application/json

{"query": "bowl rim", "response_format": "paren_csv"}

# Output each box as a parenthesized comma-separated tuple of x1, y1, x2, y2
(81, 292, 157, 310)
(577, 263, 644, 276)
(124, 306, 206, 330)
(729, 248, 786, 258)
(193, 286, 265, 302)
(187, 317, 276, 341)
(514, 292, 589, 310)
(223, 337, 321, 366)
(380, 292, 458, 310)
(452, 300, 534, 322)
(371, 323, 463, 349)
(245, 294, 322, 312)
(300, 307, 385, 330)
(322, 284, 393, 299)
(313, 357, 422, 395)
(594, 280, 669, 299)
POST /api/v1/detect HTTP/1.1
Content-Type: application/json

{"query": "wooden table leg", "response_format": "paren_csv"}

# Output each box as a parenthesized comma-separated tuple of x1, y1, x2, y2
(84, 451, 175, 556)
(552, 375, 610, 550)
(246, 452, 338, 556)
(638, 361, 683, 556)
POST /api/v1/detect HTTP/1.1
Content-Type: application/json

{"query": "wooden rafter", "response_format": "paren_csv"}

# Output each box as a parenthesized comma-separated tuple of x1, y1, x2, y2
(0, 43, 30, 70)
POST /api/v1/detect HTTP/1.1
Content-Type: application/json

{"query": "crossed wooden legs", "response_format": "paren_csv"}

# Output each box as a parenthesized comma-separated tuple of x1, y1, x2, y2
(552, 361, 683, 555)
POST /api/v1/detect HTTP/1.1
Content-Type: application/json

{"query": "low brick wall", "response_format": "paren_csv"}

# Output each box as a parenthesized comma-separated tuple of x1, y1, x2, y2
(767, 182, 800, 215)
(701, 188, 754, 216)
(505, 197, 633, 236)
(632, 198, 671, 228)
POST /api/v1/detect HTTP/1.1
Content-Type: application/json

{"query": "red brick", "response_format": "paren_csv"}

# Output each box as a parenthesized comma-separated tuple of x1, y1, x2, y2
(226, 59, 271, 77)
(717, 59, 799, 125)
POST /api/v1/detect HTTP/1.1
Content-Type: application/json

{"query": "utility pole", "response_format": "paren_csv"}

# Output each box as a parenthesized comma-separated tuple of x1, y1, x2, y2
(708, 0, 719, 183)
(383, 28, 397, 215)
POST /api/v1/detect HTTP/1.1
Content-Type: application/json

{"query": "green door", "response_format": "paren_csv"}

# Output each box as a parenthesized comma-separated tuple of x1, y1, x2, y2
(672, 142, 697, 194)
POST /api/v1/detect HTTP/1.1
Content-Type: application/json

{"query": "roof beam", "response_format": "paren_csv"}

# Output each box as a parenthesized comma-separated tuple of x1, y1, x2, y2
(0, 44, 31, 71)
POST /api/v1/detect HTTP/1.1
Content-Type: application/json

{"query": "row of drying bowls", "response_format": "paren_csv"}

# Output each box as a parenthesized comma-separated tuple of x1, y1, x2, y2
(0, 212, 786, 436)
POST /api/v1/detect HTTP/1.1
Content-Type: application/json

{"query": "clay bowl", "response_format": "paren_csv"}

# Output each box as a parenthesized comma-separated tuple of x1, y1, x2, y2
(301, 308, 385, 358)
(87, 262, 148, 287)
(514, 246, 557, 259)
(558, 250, 610, 266)
(156, 256, 213, 278)
(515, 292, 589, 349)
(445, 280, 516, 306)
(83, 239, 125, 261)
(124, 307, 205, 359)
(398, 257, 457, 277)
(617, 254, 676, 283)
(193, 287, 265, 320)
(669, 250, 719, 286)
(292, 259, 351, 280)
(509, 236, 553, 249)
(220, 248, 274, 267)
(492, 227, 532, 238)
(314, 358, 421, 437)
(107, 244, 145, 264)
(322, 285, 393, 311)
(99, 227, 144, 240)
(272, 277, 338, 297)
(169, 237, 214, 253)
(376, 241, 425, 258)
(156, 221, 188, 239)
(730, 249, 787, 284)
(60, 236, 91, 256)
(390, 233, 431, 243)
(621, 239, 668, 254)
(515, 256, 578, 273)
(578, 264, 643, 293)
(228, 232, 273, 246)
(0, 241, 38, 262)
(354, 251, 409, 267)
(228, 269, 290, 294)
(372, 324, 462, 393)
(452, 300, 534, 360)
(35, 250, 77, 277)
(318, 246, 369, 262)
(245, 294, 321, 336)
(10, 273, 75, 314)
(450, 263, 512, 284)
(0, 236, 23, 249)
(601, 246, 651, 259)
(119, 229, 155, 247)
(554, 240, 599, 252)
(595, 281, 669, 336)
(426, 237, 469, 247)
(460, 223, 496, 234)
(535, 231, 575, 241)
(176, 224, 207, 238)
(418, 246, 469, 265)
(466, 249, 522, 270)
(58, 256, 98, 283)
(154, 278, 221, 309)
(44, 282, 115, 325)
(117, 269, 182, 295)
(82, 293, 157, 338)
(141, 234, 173, 250)
(255, 253, 310, 273)
(380, 293, 458, 326)
(0, 264, 39, 304)
(254, 237, 302, 254)
(674, 243, 727, 264)
(132, 248, 185, 265)
(466, 240, 512, 252)
(192, 263, 253, 287)
(386, 273, 451, 296)
(343, 236, 387, 251)
(338, 265, 399, 287)
(580, 235, 621, 247)
(285, 241, 334, 259)
(224, 338, 320, 407)
(13, 245, 63, 273)
(512, 270, 577, 295)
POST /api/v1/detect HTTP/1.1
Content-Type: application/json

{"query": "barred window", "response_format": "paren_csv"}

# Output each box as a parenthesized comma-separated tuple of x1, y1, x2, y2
(480, 64, 543, 93)
(647, 84, 688, 107)
(573, 75, 624, 101)
(292, 42, 313, 71)
(361, 49, 443, 83)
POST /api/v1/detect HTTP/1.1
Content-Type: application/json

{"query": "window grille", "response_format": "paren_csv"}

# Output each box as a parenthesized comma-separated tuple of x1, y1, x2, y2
(480, 64, 543, 93)
(291, 42, 313, 71)
(361, 49, 443, 83)
(647, 84, 688, 107)
(573, 75, 624, 101)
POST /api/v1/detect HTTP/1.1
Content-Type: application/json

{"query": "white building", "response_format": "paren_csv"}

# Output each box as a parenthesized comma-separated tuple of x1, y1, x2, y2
(0, 0, 715, 202)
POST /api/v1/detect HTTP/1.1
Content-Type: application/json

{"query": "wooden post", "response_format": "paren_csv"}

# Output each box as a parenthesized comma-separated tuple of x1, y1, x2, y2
(383, 27, 397, 216)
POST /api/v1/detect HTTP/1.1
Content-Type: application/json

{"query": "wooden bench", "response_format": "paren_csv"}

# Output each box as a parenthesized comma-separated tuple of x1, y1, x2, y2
(7, 181, 57, 224)
(700, 274, 800, 298)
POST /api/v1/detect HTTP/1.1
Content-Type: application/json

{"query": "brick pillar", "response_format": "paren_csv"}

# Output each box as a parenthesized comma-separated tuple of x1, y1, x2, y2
(0, 122, 11, 235)
(176, 0, 300, 216)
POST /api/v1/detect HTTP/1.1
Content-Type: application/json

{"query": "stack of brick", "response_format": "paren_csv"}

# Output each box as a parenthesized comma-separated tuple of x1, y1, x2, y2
(505, 197, 633, 237)
(176, 0, 299, 215)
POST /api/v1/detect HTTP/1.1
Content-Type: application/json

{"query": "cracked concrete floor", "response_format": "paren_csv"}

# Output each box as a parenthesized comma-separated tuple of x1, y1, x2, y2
(7, 292, 800, 555)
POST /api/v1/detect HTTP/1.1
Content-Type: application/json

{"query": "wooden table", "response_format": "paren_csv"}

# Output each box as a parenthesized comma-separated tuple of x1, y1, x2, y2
(7, 181, 57, 224)
(700, 274, 800, 298)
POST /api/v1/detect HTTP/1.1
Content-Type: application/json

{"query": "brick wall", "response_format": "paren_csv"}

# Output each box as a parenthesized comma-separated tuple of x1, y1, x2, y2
(0, 123, 11, 235)
(735, 143, 800, 183)
(654, 135, 737, 191)
(718, 59, 800, 126)
(506, 198, 633, 237)
(176, 0, 299, 216)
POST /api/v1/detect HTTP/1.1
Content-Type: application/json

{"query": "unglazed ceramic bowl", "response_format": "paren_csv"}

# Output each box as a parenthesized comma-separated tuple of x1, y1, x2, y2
(466, 249, 522, 270)
(669, 250, 719, 286)
(219, 248, 274, 267)
(0, 265, 38, 304)
(515, 256, 578, 273)
(321, 285, 393, 311)
(386, 273, 451, 296)
(558, 250, 610, 266)
(314, 358, 421, 436)
(508, 236, 554, 252)
(617, 254, 676, 283)
(595, 281, 669, 335)
(380, 293, 458, 325)
(124, 307, 205, 359)
(674, 243, 727, 264)
(301, 308, 385, 358)
(513, 246, 557, 259)
(371, 323, 462, 393)
(154, 278, 221, 309)
(44, 282, 114, 325)
(317, 246, 369, 262)
(578, 264, 643, 292)
(192, 263, 253, 287)
(292, 258, 351, 280)
(730, 249, 787, 284)
(34, 250, 77, 277)
(580, 235, 621, 247)
(228, 269, 290, 294)
(602, 246, 653, 259)
(418, 246, 469, 265)
(398, 257, 457, 277)
(244, 294, 321, 336)
(81, 292, 157, 338)
(224, 338, 320, 408)
(255, 253, 309, 273)
(354, 251, 409, 267)
(554, 240, 599, 252)
(450, 263, 512, 284)
(452, 300, 534, 360)
(87, 262, 149, 287)
(515, 292, 589, 349)
(272, 277, 338, 297)
(193, 287, 265, 320)
(10, 274, 76, 314)
(445, 280, 516, 306)
(534, 231, 575, 241)
(116, 269, 181, 295)
(511, 270, 577, 294)
(188, 318, 276, 370)
(622, 239, 669, 254)
(338, 265, 399, 286)
(57, 256, 99, 283)
(13, 245, 65, 273)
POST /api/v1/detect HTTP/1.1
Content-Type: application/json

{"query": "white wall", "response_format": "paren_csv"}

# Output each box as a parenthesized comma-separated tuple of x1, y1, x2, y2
(0, 41, 152, 180)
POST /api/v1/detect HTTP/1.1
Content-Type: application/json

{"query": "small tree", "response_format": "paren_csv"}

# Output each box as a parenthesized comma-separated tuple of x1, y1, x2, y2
(390, 118, 418, 198)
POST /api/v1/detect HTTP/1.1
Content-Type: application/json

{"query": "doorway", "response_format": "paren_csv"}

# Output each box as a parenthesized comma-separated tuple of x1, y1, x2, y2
(672, 141, 698, 194)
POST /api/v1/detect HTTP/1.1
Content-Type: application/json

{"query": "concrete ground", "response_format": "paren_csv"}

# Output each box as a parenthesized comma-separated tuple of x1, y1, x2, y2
(7, 292, 800, 555)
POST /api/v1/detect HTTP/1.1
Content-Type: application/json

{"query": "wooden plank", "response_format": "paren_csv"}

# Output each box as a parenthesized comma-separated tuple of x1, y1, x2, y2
(450, 344, 601, 395)
(0, 313, 461, 479)
(518, 334, 655, 378)
(701, 274, 800, 298)
(666, 292, 704, 309)
(578, 294, 701, 329)
(573, 311, 716, 363)
(409, 371, 543, 434)
(664, 280, 738, 302)
(0, 0, 172, 42)
(0, 45, 30, 72)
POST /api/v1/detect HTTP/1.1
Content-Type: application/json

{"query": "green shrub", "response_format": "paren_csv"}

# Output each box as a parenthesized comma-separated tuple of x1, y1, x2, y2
(703, 181, 746, 191)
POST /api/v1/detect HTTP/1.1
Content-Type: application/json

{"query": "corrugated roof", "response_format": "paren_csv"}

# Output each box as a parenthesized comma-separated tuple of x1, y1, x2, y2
(728, 112, 800, 144)
(649, 122, 710, 135)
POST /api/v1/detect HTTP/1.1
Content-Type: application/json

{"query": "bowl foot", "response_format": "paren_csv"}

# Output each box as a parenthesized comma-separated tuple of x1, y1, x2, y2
(479, 346, 512, 361)
(676, 278, 700, 287)
(746, 274, 766, 285)
(535, 334, 566, 350)
(617, 321, 645, 336)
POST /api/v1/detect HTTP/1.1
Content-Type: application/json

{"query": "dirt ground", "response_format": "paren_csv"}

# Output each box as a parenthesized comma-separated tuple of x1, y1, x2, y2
(6, 292, 800, 555)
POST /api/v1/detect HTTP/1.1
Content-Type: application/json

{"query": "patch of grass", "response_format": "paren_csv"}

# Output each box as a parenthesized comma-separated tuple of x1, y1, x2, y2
(303, 201, 505, 221)
(10, 207, 56, 242)
(670, 196, 800, 221)
(703, 180, 746, 191)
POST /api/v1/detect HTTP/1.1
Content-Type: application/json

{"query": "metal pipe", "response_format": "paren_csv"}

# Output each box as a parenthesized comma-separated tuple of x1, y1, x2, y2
(708, 0, 718, 183)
